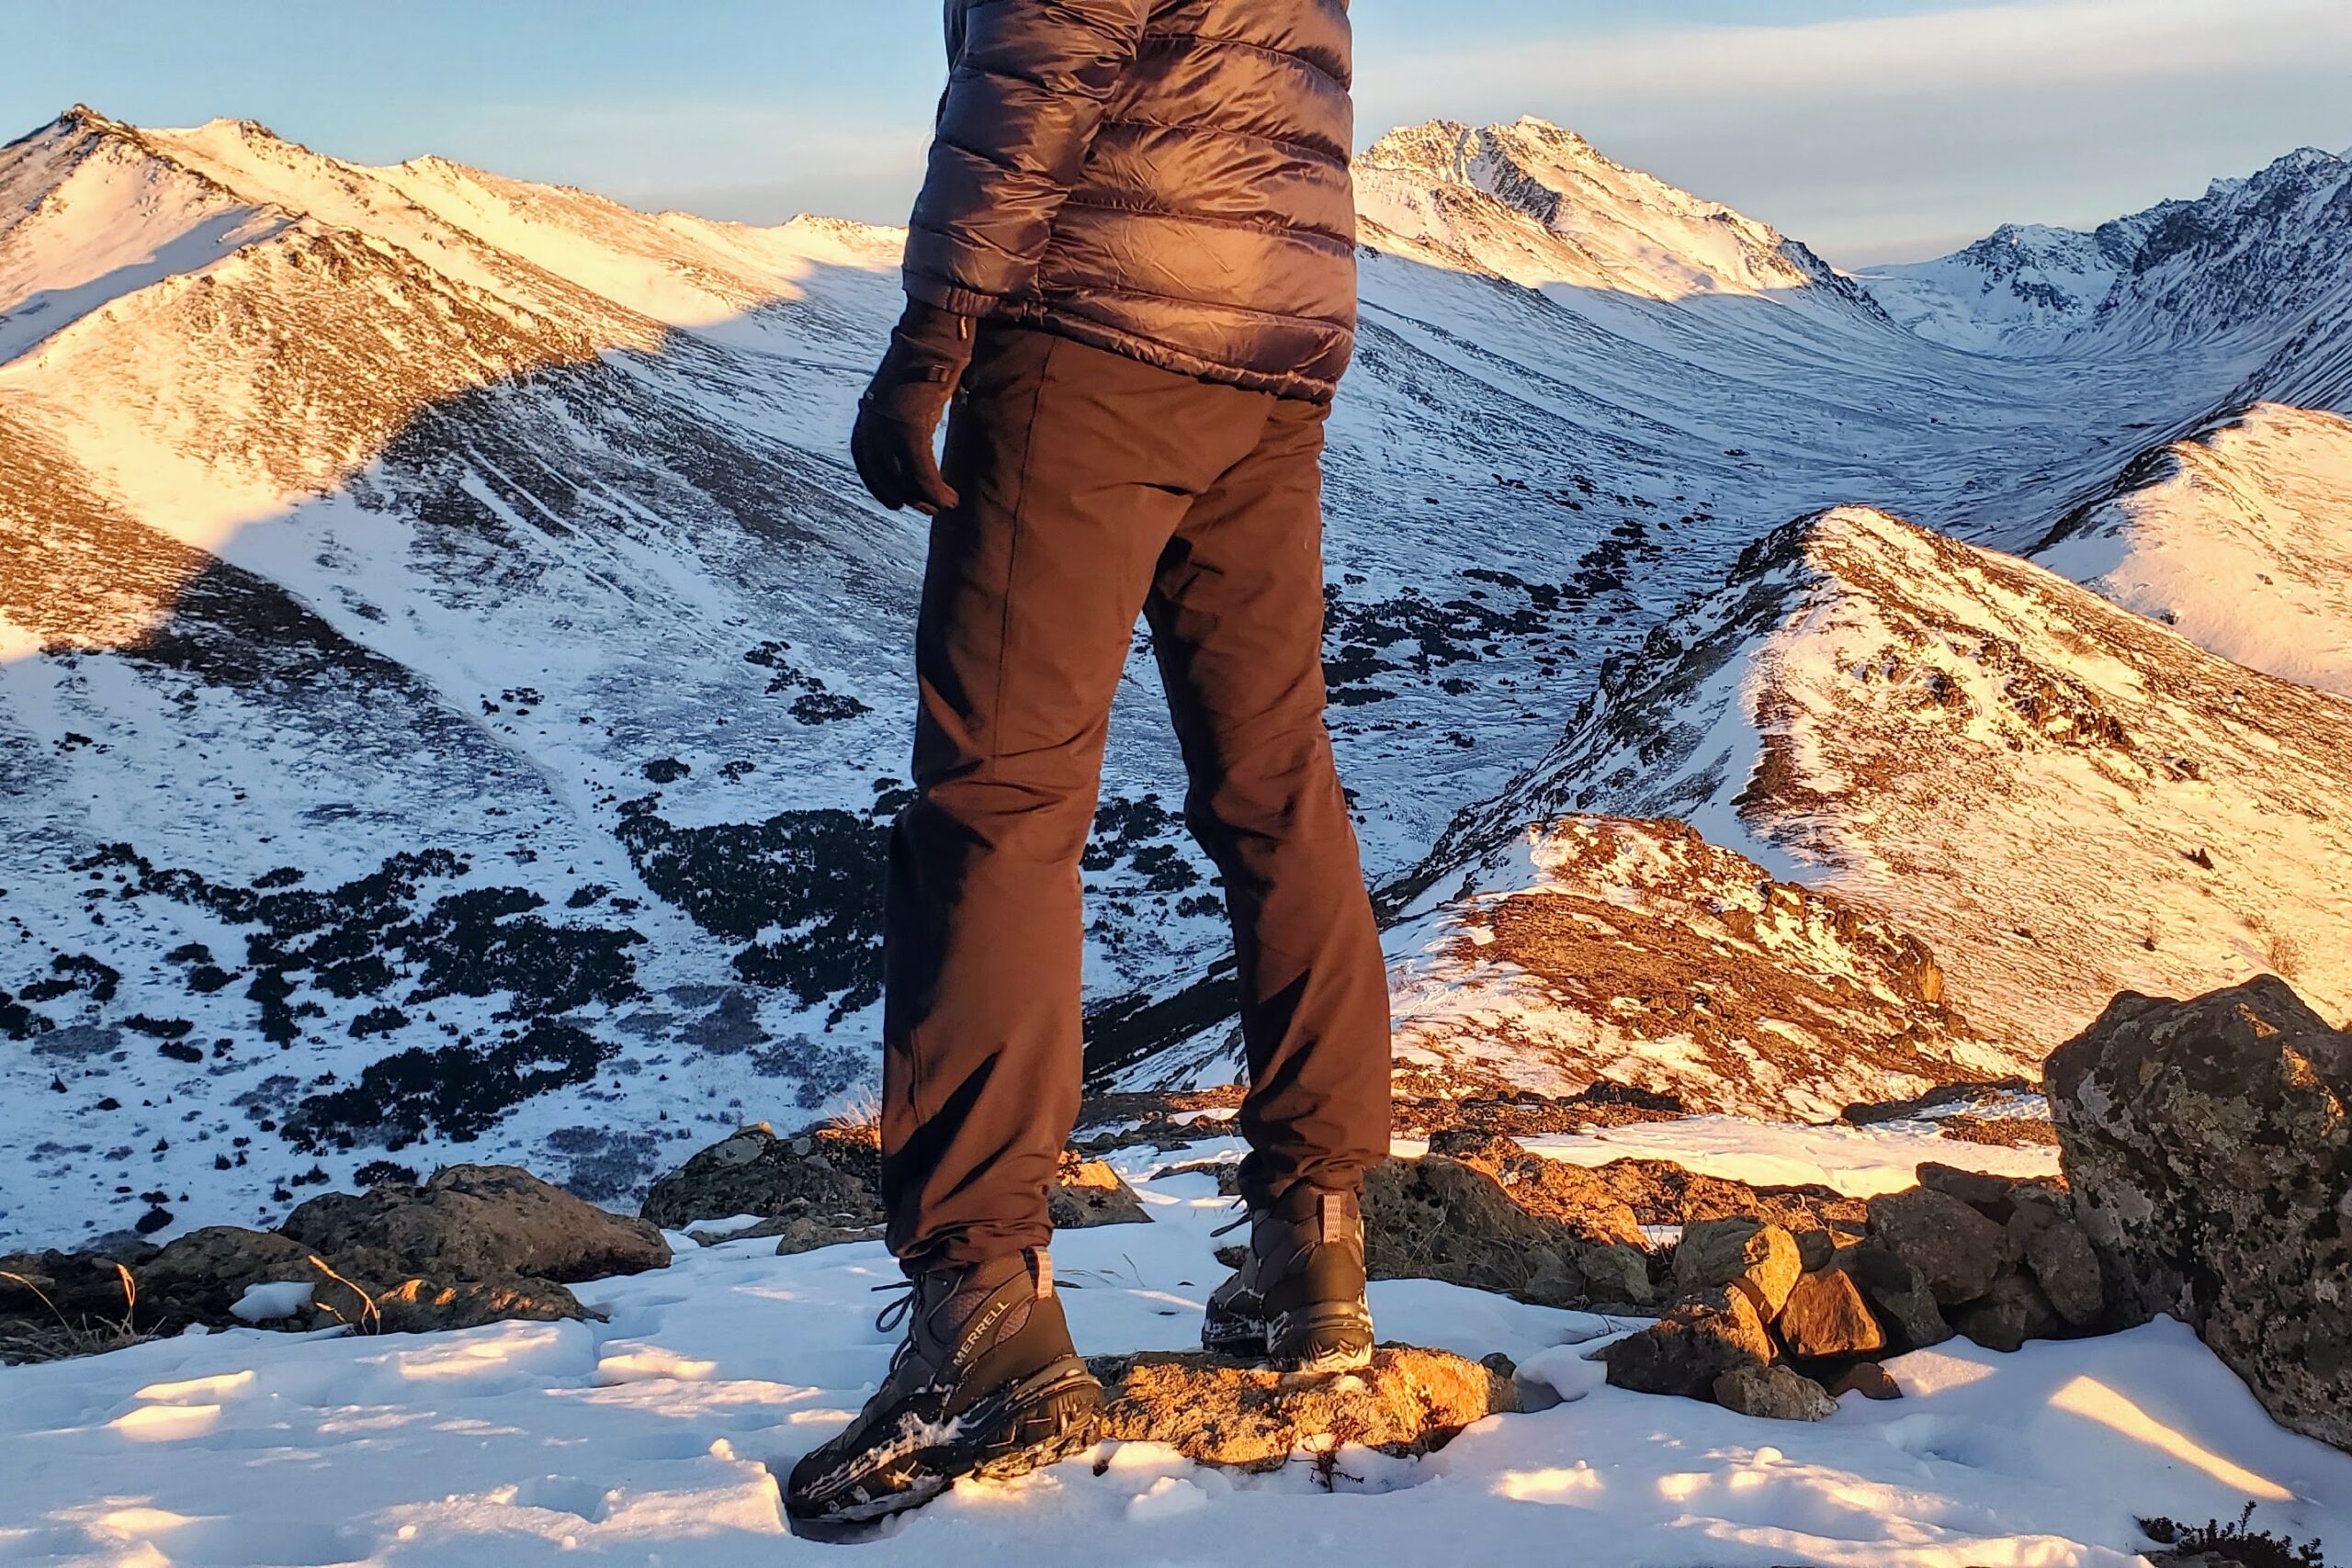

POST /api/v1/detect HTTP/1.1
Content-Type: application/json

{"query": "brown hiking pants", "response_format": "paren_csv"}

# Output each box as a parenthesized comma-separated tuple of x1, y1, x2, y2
(879, 324, 1393, 1272)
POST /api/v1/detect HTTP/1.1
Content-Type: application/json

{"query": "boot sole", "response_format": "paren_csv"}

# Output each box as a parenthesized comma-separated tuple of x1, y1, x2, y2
(786, 1360, 1103, 1529)
(1270, 1304, 1375, 1374)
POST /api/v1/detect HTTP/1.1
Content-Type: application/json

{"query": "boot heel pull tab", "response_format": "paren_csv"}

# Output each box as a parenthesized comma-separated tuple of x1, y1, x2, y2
(1032, 1249, 1054, 1299)
(1317, 1193, 1337, 1247)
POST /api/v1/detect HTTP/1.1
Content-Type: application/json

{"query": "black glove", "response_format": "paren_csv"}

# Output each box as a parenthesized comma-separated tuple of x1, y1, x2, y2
(851, 300, 976, 514)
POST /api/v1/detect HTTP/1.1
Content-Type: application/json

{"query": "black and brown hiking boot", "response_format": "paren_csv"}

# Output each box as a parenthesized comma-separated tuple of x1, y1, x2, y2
(784, 1250, 1102, 1528)
(1201, 1184, 1374, 1373)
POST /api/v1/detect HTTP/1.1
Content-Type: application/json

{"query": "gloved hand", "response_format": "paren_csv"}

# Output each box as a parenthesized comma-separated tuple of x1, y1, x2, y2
(851, 300, 977, 514)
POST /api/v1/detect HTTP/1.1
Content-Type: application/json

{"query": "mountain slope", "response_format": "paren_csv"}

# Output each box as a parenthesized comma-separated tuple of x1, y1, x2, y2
(6, 105, 2351, 1245)
(1405, 508, 2352, 1062)
(2036, 404, 2352, 697)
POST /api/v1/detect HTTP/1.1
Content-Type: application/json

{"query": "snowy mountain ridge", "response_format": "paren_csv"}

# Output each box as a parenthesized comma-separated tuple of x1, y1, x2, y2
(5, 104, 2351, 1248)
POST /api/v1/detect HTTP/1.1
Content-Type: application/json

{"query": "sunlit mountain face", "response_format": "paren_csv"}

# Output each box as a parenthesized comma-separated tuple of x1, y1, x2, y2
(3, 106, 2347, 1246)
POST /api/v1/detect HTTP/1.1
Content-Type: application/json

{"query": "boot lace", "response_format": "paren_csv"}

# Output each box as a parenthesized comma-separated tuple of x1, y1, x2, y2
(871, 1279, 919, 1336)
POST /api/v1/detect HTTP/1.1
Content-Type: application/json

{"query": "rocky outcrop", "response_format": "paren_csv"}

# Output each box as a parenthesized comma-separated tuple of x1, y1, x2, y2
(639, 1124, 1148, 1255)
(3, 1164, 652, 1357)
(639, 1122, 886, 1235)
(1363, 1156, 1654, 1310)
(1422, 1131, 1647, 1248)
(2046, 976, 2352, 1453)
(283, 1164, 670, 1283)
(1091, 1348, 1518, 1471)
(1603, 1156, 2109, 1420)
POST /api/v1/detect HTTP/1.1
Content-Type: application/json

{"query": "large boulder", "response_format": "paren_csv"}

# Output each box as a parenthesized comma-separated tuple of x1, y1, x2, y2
(1600, 1286, 1773, 1399)
(1864, 1187, 2018, 1305)
(2046, 976, 2352, 1452)
(283, 1165, 670, 1284)
(1363, 1156, 1653, 1309)
(1091, 1348, 1516, 1470)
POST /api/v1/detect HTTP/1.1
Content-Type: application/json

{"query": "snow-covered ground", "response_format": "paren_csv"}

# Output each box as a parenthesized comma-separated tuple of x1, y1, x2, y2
(4, 1139, 2343, 1567)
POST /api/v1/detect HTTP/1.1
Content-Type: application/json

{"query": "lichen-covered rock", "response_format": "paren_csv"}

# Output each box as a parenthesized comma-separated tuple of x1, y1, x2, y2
(2046, 976, 2352, 1452)
(1671, 1219, 1802, 1317)
(1363, 1156, 1653, 1308)
(1091, 1347, 1516, 1470)
(1776, 1267, 1885, 1358)
(1865, 1187, 2018, 1305)
(282, 1165, 670, 1284)
(1048, 1157, 1151, 1229)
(1600, 1286, 1772, 1399)
(1713, 1363, 1837, 1422)
(1827, 1244, 1953, 1351)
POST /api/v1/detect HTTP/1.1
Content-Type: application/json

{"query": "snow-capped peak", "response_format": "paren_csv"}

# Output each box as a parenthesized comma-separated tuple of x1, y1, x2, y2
(1354, 116, 1877, 310)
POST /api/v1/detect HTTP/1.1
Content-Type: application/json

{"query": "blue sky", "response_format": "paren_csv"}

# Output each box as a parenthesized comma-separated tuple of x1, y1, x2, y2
(10, 0, 2351, 262)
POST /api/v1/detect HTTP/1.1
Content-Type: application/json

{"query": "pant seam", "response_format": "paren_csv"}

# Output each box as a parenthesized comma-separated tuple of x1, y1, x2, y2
(985, 334, 1060, 776)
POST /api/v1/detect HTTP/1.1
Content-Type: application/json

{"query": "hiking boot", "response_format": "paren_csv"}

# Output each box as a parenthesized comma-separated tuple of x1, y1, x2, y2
(784, 1250, 1102, 1527)
(1201, 1184, 1374, 1372)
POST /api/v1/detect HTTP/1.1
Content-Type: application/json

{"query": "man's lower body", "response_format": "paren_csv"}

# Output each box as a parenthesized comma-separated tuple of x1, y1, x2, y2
(786, 324, 1391, 1525)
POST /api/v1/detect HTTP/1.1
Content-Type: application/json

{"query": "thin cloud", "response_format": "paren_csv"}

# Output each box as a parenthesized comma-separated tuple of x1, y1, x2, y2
(1367, 0, 2352, 116)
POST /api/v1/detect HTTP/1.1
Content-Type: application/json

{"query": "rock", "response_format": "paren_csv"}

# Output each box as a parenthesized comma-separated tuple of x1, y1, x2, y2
(1775, 1268, 1885, 1358)
(2046, 976, 2352, 1451)
(640, 1124, 885, 1233)
(135, 1226, 373, 1329)
(1588, 1158, 1871, 1248)
(1569, 1242, 1657, 1308)
(1048, 1157, 1151, 1229)
(1671, 1219, 1802, 1317)
(1713, 1364, 1837, 1422)
(1600, 1286, 1773, 1400)
(1827, 1244, 1952, 1351)
(1915, 1161, 2027, 1219)
(1819, 1360, 1902, 1401)
(1865, 1187, 2018, 1305)
(1423, 1132, 1647, 1248)
(371, 1277, 589, 1335)
(1794, 1227, 1836, 1272)
(1091, 1347, 1516, 1470)
(1950, 1270, 2061, 1352)
(2008, 1209, 2103, 1328)
(1363, 1156, 1652, 1308)
(282, 1165, 670, 1284)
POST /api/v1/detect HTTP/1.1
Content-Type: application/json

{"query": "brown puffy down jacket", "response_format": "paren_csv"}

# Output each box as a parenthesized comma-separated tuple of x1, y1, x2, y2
(902, 0, 1356, 402)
